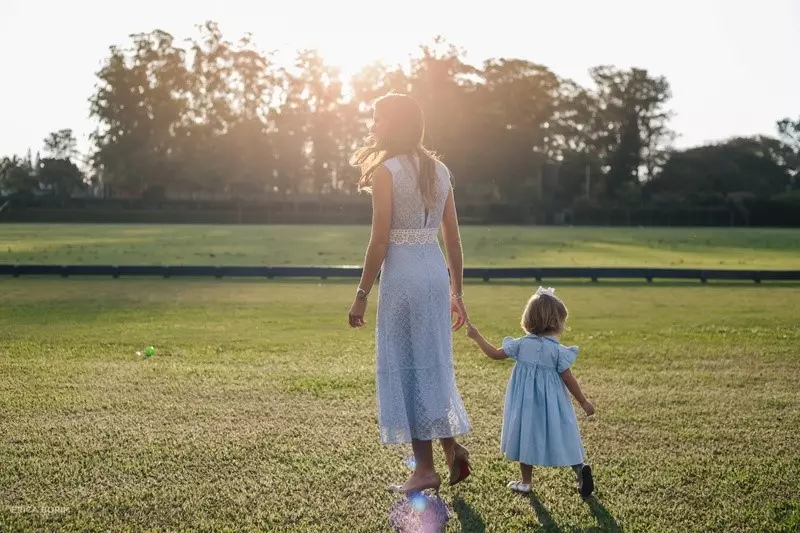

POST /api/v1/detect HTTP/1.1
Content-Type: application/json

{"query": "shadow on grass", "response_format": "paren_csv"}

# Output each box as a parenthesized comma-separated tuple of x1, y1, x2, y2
(453, 496, 486, 533)
(529, 492, 562, 532)
(529, 492, 623, 533)
(584, 496, 623, 532)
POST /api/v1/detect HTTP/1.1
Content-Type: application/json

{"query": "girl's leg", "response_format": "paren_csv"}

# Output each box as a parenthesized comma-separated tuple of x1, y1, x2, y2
(572, 462, 594, 497)
(508, 462, 533, 493)
(571, 463, 584, 481)
(520, 462, 533, 485)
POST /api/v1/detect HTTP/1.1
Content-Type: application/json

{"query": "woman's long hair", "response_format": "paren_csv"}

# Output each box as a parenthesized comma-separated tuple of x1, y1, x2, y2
(350, 93, 439, 212)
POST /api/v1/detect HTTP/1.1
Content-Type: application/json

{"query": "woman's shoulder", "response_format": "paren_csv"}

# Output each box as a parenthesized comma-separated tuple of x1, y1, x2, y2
(382, 156, 404, 174)
(434, 159, 452, 180)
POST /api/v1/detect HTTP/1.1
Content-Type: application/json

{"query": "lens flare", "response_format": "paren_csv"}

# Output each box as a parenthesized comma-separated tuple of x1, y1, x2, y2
(388, 492, 449, 533)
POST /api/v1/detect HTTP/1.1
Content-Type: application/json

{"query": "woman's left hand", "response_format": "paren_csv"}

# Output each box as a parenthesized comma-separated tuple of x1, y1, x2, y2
(348, 297, 368, 328)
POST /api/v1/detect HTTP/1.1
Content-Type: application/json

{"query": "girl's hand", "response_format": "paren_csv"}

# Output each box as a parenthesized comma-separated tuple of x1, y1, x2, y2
(466, 321, 480, 340)
(348, 297, 367, 328)
(451, 296, 467, 331)
(581, 401, 595, 416)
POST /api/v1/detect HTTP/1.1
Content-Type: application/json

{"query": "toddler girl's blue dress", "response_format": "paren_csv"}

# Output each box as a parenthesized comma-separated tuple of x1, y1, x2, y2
(500, 334, 585, 466)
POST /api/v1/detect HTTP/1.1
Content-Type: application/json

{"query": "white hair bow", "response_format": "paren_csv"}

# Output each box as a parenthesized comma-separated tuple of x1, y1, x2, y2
(535, 286, 556, 297)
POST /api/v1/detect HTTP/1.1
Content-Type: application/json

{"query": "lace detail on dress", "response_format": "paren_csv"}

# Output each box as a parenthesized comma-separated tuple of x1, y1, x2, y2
(385, 156, 449, 231)
(389, 228, 439, 245)
(374, 155, 471, 445)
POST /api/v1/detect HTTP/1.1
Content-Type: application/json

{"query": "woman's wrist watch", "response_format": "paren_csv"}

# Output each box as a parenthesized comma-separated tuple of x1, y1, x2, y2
(356, 287, 369, 300)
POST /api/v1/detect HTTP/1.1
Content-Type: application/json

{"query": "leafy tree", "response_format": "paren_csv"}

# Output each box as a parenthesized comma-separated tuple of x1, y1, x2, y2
(90, 30, 190, 195)
(44, 129, 79, 161)
(589, 66, 673, 197)
(0, 156, 37, 195)
(648, 136, 791, 198)
(37, 158, 85, 198)
(79, 19, 799, 217)
(776, 116, 800, 184)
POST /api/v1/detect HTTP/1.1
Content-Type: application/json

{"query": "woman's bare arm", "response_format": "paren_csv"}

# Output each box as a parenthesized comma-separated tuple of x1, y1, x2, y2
(441, 184, 463, 297)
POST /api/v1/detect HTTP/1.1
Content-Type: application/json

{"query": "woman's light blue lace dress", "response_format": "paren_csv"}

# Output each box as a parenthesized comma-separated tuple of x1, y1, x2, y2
(375, 155, 472, 445)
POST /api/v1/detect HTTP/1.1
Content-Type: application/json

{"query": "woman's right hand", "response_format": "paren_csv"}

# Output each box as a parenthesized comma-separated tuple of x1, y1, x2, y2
(451, 296, 467, 331)
(581, 401, 596, 416)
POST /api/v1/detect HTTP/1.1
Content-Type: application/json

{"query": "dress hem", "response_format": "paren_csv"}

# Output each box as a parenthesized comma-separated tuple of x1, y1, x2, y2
(502, 451, 586, 467)
(380, 427, 472, 446)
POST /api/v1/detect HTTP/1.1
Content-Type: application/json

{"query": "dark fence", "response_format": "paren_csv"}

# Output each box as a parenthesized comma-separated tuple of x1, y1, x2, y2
(1, 264, 798, 283)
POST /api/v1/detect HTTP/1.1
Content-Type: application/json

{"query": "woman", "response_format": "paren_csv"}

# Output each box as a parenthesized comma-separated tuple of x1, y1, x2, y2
(347, 93, 472, 494)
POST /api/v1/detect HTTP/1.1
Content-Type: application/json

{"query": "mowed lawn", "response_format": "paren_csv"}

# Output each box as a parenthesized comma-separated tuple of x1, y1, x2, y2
(1, 279, 799, 532)
(1, 224, 799, 269)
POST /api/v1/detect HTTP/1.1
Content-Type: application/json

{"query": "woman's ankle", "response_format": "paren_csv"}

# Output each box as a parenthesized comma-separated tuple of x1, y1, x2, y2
(413, 465, 438, 478)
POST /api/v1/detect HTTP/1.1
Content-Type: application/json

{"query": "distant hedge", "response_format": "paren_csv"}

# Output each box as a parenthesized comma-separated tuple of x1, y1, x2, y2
(0, 196, 797, 226)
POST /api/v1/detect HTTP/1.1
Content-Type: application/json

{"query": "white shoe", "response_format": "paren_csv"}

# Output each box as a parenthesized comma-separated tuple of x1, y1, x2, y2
(507, 481, 531, 494)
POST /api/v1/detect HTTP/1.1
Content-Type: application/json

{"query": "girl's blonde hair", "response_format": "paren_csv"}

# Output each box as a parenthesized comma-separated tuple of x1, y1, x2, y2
(521, 291, 569, 336)
(350, 92, 439, 212)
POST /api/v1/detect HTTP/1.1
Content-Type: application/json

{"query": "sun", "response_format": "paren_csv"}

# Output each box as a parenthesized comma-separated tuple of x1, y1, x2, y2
(313, 39, 412, 83)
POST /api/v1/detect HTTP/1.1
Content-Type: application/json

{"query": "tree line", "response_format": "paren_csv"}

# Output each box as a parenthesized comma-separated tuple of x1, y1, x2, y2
(1, 21, 799, 218)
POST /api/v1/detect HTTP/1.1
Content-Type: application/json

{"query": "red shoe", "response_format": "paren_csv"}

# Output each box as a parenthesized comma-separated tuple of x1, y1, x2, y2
(449, 446, 471, 486)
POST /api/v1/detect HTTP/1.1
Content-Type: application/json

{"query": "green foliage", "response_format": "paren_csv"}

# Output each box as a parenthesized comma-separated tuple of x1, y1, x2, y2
(776, 116, 800, 181)
(650, 137, 792, 198)
(2, 23, 796, 213)
(81, 23, 683, 206)
(1, 133, 86, 199)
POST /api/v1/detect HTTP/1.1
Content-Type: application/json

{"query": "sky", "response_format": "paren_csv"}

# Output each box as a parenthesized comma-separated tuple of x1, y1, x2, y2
(1, 0, 798, 160)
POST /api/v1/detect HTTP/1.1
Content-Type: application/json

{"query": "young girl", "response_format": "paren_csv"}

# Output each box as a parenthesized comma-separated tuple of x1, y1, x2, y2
(466, 286, 595, 497)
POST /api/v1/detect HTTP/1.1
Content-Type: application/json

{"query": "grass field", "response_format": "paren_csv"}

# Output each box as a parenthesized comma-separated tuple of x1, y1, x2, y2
(1, 224, 799, 269)
(1, 278, 799, 532)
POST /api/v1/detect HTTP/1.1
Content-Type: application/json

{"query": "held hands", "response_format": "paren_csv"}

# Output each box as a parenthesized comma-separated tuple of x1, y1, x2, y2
(464, 317, 595, 416)
(466, 321, 480, 340)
